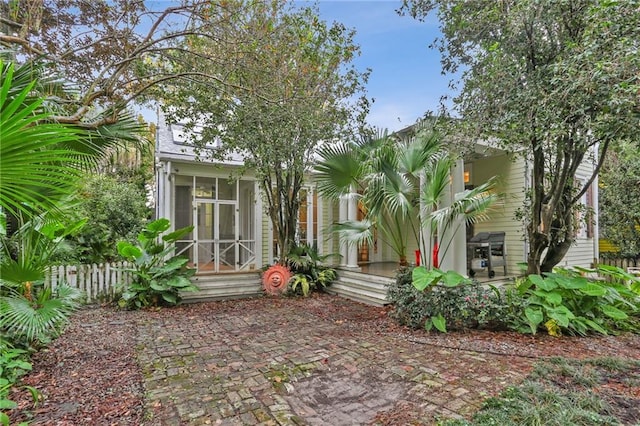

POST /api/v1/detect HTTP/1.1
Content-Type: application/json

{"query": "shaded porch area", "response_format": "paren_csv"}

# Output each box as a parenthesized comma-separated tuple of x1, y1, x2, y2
(357, 261, 517, 284)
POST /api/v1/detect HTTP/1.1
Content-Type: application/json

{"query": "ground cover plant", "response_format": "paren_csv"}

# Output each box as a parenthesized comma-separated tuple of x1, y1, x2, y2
(388, 267, 511, 331)
(441, 356, 640, 426)
(515, 266, 640, 336)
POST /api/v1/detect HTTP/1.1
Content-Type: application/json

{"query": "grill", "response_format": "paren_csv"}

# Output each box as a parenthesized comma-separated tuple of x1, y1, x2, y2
(467, 231, 507, 278)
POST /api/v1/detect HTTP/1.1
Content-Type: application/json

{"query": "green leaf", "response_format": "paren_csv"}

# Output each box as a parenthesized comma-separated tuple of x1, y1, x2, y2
(166, 276, 194, 289)
(547, 306, 575, 327)
(441, 270, 469, 287)
(412, 267, 441, 291)
(161, 292, 177, 304)
(524, 307, 544, 334)
(600, 305, 629, 320)
(432, 314, 447, 333)
(579, 283, 607, 297)
(525, 307, 544, 326)
(424, 318, 433, 332)
(162, 226, 194, 243)
(117, 241, 142, 259)
(147, 218, 171, 233)
(554, 275, 588, 290)
(536, 291, 562, 306)
(0, 399, 17, 410)
(530, 274, 557, 291)
(150, 281, 169, 291)
(580, 317, 609, 335)
(527, 274, 546, 287)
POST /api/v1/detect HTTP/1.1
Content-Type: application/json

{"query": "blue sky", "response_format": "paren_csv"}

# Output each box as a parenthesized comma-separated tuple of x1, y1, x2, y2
(311, 0, 452, 131)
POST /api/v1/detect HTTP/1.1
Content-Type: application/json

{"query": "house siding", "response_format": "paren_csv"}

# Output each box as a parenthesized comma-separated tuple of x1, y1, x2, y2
(561, 158, 598, 268)
(471, 153, 527, 275)
(471, 150, 598, 273)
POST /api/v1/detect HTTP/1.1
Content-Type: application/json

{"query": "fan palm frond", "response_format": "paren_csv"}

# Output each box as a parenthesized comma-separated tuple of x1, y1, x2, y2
(0, 284, 82, 343)
(315, 141, 364, 199)
(0, 61, 88, 219)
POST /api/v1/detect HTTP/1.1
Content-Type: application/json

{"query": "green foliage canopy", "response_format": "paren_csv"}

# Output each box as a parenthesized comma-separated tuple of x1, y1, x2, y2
(401, 0, 640, 273)
(599, 142, 640, 258)
(163, 1, 369, 258)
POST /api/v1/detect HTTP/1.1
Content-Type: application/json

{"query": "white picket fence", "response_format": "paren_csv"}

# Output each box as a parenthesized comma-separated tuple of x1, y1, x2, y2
(45, 262, 133, 303)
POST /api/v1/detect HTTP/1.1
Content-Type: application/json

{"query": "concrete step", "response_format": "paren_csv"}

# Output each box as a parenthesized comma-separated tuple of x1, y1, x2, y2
(326, 283, 388, 306)
(182, 273, 262, 302)
(335, 275, 391, 293)
(327, 271, 393, 306)
(337, 270, 395, 287)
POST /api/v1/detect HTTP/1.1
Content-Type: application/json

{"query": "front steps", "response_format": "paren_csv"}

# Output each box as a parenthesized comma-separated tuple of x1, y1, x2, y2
(326, 269, 393, 306)
(182, 272, 262, 302)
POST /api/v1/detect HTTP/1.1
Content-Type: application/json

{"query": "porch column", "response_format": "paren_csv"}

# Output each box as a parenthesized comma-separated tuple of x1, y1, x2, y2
(306, 188, 314, 246)
(316, 191, 324, 256)
(451, 159, 467, 274)
(164, 161, 173, 225)
(339, 195, 348, 267)
(254, 180, 263, 269)
(419, 172, 431, 268)
(438, 159, 467, 274)
(346, 191, 359, 269)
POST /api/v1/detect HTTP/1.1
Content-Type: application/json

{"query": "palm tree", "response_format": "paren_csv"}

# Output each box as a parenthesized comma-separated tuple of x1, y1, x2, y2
(315, 121, 497, 268)
(0, 57, 146, 345)
(0, 58, 148, 221)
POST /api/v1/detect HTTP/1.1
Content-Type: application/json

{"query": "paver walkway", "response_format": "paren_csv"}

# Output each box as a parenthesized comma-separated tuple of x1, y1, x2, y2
(136, 294, 531, 425)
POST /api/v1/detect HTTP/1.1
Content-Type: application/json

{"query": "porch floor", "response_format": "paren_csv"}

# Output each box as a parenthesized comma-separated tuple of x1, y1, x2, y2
(356, 261, 517, 284)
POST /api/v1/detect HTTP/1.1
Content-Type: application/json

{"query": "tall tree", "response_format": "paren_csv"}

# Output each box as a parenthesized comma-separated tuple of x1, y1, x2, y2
(0, 0, 259, 128)
(401, 0, 640, 273)
(163, 1, 369, 259)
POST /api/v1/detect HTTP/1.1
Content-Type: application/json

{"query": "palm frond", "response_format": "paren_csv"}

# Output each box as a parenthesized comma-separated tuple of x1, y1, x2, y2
(314, 141, 363, 199)
(331, 219, 375, 250)
(1, 61, 88, 218)
(420, 155, 454, 211)
(428, 177, 499, 231)
(0, 289, 67, 342)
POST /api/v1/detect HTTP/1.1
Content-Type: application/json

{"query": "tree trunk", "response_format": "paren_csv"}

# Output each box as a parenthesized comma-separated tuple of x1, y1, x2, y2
(540, 240, 572, 272)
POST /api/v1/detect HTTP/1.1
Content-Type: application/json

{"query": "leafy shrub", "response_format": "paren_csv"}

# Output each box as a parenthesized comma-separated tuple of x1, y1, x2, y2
(388, 266, 509, 332)
(284, 244, 337, 297)
(117, 218, 198, 309)
(515, 266, 640, 336)
(54, 175, 151, 264)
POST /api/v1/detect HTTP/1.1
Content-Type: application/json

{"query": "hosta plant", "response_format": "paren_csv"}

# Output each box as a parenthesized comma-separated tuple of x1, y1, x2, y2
(517, 266, 640, 336)
(117, 218, 198, 309)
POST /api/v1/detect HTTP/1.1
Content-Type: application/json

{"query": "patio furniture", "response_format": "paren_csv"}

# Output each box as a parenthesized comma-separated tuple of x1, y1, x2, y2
(467, 232, 507, 278)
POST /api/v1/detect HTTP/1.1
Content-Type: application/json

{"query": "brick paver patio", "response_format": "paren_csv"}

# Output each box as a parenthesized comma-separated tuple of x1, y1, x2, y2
(135, 294, 531, 425)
